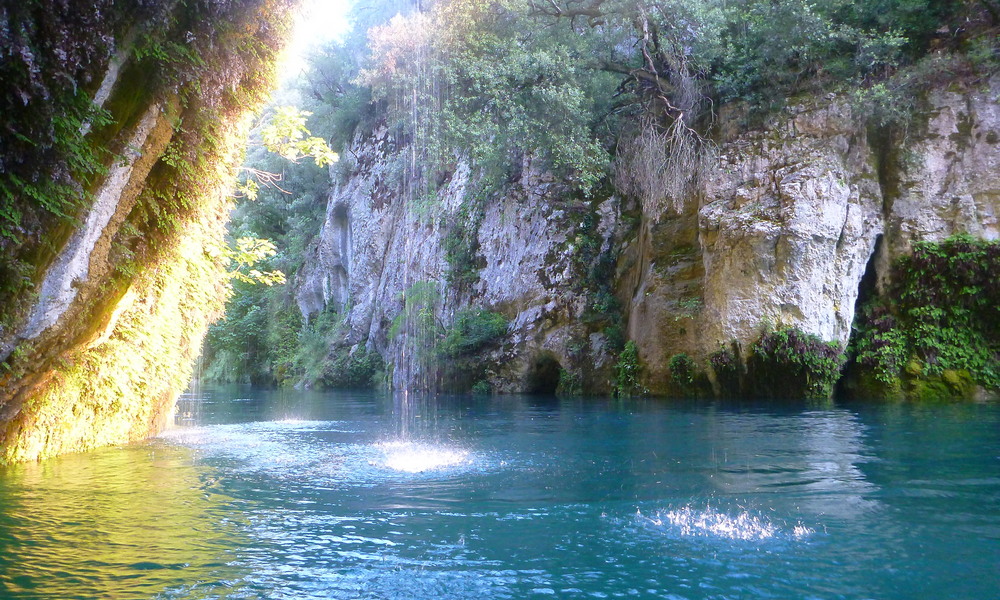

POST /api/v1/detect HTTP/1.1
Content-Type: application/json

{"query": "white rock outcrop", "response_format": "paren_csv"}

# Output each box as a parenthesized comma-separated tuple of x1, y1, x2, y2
(299, 76, 1000, 393)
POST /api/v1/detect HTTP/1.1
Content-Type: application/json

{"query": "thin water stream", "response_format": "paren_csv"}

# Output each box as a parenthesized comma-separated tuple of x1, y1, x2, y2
(1, 387, 998, 599)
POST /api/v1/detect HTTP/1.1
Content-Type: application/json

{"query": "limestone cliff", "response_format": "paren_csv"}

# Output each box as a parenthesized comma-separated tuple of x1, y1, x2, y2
(299, 75, 999, 398)
(0, 0, 294, 462)
(297, 121, 622, 394)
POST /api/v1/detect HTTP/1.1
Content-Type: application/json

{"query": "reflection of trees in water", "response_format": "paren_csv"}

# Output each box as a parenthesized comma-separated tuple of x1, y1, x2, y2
(0, 442, 247, 598)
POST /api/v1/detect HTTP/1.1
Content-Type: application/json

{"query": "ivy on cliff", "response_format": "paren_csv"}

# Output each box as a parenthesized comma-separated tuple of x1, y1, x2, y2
(851, 235, 1000, 397)
(0, 0, 297, 337)
(748, 327, 846, 400)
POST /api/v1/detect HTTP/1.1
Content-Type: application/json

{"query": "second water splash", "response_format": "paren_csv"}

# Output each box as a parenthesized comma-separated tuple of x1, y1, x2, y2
(636, 505, 815, 541)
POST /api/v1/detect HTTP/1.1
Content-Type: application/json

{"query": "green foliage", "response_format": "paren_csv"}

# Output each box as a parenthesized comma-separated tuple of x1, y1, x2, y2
(675, 298, 703, 321)
(0, 0, 126, 243)
(852, 236, 1000, 394)
(202, 88, 347, 389)
(0, 257, 36, 335)
(851, 41, 1000, 133)
(668, 353, 696, 389)
(298, 1, 409, 153)
(323, 347, 385, 389)
(259, 106, 339, 166)
(572, 206, 625, 356)
(557, 368, 583, 397)
(203, 286, 388, 391)
(852, 303, 909, 384)
(202, 280, 277, 385)
(284, 0, 985, 245)
(219, 237, 286, 286)
(0, 93, 114, 246)
(389, 281, 441, 340)
(351, 0, 617, 197)
(749, 327, 846, 399)
(614, 341, 645, 398)
(392, 299, 508, 393)
(441, 200, 486, 290)
(294, 308, 346, 387)
(236, 105, 337, 217)
(439, 308, 508, 358)
(471, 380, 492, 395)
(267, 305, 304, 385)
(706, 0, 931, 104)
(229, 145, 331, 274)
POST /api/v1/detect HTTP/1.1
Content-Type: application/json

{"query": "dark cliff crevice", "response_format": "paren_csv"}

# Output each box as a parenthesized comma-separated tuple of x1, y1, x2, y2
(526, 352, 562, 395)
(837, 233, 884, 399)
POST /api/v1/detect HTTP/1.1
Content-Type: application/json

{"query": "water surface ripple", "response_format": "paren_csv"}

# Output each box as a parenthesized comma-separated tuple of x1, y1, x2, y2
(1, 388, 998, 599)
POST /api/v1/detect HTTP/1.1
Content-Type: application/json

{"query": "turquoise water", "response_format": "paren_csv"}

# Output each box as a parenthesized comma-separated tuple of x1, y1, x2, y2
(1, 387, 998, 599)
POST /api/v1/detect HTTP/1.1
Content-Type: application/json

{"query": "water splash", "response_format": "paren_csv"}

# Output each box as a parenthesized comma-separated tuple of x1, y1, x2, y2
(637, 506, 814, 541)
(376, 441, 471, 473)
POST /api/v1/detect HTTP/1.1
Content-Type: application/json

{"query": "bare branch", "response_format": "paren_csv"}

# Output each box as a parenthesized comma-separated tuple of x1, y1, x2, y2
(595, 59, 675, 95)
(527, 0, 608, 26)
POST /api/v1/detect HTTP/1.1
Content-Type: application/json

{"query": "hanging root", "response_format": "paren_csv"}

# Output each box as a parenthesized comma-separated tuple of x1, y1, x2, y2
(614, 112, 714, 218)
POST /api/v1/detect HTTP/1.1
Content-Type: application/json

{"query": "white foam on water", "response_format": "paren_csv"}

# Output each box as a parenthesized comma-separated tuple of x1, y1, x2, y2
(376, 441, 472, 473)
(637, 506, 814, 541)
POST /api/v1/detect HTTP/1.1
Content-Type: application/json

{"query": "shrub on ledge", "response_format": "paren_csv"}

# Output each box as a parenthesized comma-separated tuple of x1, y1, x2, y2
(748, 327, 845, 399)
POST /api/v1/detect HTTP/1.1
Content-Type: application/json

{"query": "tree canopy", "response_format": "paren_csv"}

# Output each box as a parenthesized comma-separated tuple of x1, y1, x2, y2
(305, 0, 993, 200)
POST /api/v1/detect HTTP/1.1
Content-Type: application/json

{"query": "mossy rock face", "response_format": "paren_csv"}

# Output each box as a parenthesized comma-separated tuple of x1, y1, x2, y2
(906, 369, 977, 402)
(908, 377, 955, 402)
(843, 370, 906, 401)
(844, 365, 986, 403)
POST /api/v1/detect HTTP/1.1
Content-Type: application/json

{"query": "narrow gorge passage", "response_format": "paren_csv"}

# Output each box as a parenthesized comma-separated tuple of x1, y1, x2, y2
(1, 1, 998, 597)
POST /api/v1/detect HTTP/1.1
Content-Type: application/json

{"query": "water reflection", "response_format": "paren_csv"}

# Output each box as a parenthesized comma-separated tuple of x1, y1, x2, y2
(703, 408, 880, 520)
(0, 442, 247, 599)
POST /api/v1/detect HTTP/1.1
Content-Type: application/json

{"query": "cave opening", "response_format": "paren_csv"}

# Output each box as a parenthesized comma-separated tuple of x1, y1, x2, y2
(838, 233, 884, 397)
(854, 234, 884, 313)
(526, 353, 562, 395)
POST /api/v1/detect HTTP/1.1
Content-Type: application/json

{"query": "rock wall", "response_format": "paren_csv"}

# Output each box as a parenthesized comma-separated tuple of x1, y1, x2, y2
(628, 77, 999, 393)
(300, 76, 1000, 397)
(0, 0, 294, 462)
(297, 123, 621, 393)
